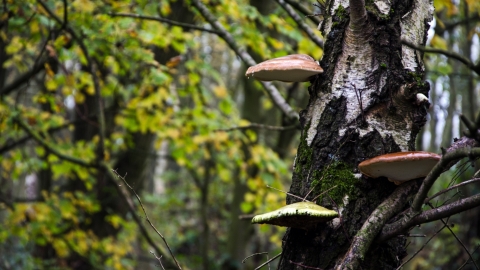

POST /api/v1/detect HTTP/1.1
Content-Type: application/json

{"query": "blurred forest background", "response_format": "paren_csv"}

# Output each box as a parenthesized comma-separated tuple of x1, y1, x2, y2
(0, 0, 479, 269)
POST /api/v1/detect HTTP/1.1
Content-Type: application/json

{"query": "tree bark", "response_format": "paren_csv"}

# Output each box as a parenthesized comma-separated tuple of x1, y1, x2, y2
(278, 0, 433, 269)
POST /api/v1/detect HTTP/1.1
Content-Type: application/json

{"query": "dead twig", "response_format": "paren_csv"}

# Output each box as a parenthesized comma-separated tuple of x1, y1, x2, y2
(395, 222, 447, 270)
(111, 169, 183, 269)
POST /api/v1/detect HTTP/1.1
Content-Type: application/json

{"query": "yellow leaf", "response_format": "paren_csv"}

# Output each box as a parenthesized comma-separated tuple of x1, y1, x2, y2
(166, 129, 181, 139)
(213, 85, 228, 98)
(53, 239, 70, 258)
(85, 85, 95, 95)
(29, 20, 40, 33)
(72, 0, 95, 12)
(430, 34, 448, 50)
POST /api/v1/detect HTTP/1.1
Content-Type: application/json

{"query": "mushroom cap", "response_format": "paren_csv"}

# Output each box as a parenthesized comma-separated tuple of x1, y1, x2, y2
(251, 201, 338, 229)
(358, 151, 441, 184)
(245, 54, 323, 82)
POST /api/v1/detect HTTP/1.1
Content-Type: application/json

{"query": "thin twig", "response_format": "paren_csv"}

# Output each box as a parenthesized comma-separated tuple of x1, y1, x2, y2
(238, 214, 256, 220)
(108, 12, 221, 34)
(395, 223, 447, 270)
(326, 193, 350, 241)
(111, 169, 183, 269)
(311, 185, 338, 202)
(274, 0, 324, 49)
(402, 40, 480, 75)
(283, 0, 321, 25)
(426, 178, 480, 203)
(243, 252, 269, 263)
(266, 185, 304, 201)
(442, 13, 480, 31)
(413, 147, 480, 212)
(402, 234, 425, 238)
(380, 192, 480, 242)
(190, 0, 299, 120)
(102, 165, 179, 269)
(255, 252, 282, 270)
(458, 245, 480, 270)
(149, 251, 165, 270)
(289, 260, 323, 269)
(427, 203, 480, 270)
(215, 123, 298, 132)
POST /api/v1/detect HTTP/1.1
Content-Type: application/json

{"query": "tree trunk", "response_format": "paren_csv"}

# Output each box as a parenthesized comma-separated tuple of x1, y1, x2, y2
(278, 0, 433, 269)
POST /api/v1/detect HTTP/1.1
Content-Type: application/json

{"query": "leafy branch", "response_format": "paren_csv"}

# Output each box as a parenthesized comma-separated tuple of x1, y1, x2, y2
(0, 60, 47, 96)
(190, 0, 299, 120)
(14, 113, 182, 269)
(283, 0, 322, 25)
(108, 12, 221, 34)
(14, 115, 96, 168)
(37, 0, 107, 160)
(274, 0, 324, 49)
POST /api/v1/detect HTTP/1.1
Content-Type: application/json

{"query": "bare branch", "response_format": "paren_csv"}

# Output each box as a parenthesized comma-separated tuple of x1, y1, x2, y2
(426, 178, 480, 203)
(441, 13, 480, 31)
(338, 181, 419, 269)
(395, 223, 447, 270)
(379, 192, 480, 242)
(107, 12, 221, 34)
(458, 245, 480, 270)
(274, 0, 324, 49)
(190, 0, 299, 120)
(243, 252, 269, 263)
(402, 40, 480, 75)
(412, 147, 480, 212)
(109, 168, 182, 269)
(149, 251, 165, 270)
(428, 203, 480, 270)
(255, 252, 282, 270)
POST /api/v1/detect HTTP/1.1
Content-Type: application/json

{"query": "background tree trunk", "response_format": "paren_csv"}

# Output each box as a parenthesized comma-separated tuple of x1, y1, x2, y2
(279, 0, 433, 269)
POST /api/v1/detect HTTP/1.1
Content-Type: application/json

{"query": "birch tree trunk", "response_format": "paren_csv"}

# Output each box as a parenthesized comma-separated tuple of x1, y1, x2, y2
(279, 0, 433, 269)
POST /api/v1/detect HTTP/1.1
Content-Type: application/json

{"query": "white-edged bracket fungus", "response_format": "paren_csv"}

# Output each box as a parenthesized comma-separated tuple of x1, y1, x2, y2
(245, 54, 323, 82)
(251, 201, 338, 230)
(358, 151, 441, 185)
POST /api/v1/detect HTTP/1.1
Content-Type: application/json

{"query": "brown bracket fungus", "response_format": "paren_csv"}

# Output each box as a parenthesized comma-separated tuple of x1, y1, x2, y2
(251, 201, 338, 230)
(358, 151, 441, 185)
(245, 54, 323, 82)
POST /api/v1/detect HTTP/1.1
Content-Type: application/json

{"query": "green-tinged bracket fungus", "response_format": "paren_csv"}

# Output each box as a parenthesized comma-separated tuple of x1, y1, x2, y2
(251, 201, 338, 230)
(245, 54, 323, 82)
(358, 151, 441, 185)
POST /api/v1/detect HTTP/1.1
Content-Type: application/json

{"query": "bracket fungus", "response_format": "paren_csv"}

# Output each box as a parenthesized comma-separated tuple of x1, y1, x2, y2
(251, 201, 338, 230)
(245, 54, 323, 82)
(358, 151, 441, 185)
